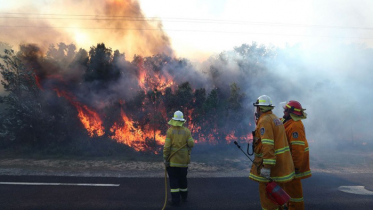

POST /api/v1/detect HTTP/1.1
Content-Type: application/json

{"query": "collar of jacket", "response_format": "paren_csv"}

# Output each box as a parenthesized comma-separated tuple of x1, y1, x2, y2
(283, 118, 293, 125)
(257, 110, 273, 123)
(290, 113, 306, 121)
(168, 119, 185, 127)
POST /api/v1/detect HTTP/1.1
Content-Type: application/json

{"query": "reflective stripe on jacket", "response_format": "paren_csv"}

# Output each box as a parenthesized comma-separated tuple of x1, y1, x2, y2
(163, 126, 194, 167)
(283, 119, 311, 179)
(249, 111, 295, 183)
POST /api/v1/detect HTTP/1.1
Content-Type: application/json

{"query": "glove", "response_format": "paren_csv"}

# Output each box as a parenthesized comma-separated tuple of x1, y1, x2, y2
(260, 167, 271, 179)
(164, 160, 170, 167)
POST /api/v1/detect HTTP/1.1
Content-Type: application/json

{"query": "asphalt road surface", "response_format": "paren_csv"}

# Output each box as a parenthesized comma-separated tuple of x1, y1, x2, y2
(0, 172, 372, 210)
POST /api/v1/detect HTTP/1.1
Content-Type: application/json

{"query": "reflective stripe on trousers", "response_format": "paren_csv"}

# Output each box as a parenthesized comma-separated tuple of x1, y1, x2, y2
(167, 167, 188, 203)
(284, 178, 304, 210)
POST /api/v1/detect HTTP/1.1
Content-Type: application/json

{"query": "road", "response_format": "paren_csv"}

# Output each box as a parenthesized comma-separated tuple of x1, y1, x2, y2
(0, 173, 372, 210)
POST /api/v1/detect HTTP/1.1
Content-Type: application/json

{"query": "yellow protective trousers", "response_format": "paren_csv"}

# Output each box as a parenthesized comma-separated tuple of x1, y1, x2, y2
(259, 182, 286, 210)
(284, 178, 304, 210)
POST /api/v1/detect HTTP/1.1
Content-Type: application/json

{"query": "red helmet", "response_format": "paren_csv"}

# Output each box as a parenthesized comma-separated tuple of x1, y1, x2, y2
(284, 100, 303, 116)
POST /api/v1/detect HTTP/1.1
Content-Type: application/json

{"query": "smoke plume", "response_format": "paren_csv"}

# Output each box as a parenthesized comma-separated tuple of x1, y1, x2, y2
(0, 0, 173, 58)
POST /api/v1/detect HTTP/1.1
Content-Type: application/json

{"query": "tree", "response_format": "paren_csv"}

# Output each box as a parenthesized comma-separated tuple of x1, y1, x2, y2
(163, 87, 175, 114)
(226, 83, 250, 140)
(144, 53, 172, 73)
(46, 43, 77, 68)
(111, 50, 124, 80)
(147, 88, 162, 143)
(227, 83, 245, 111)
(203, 88, 219, 112)
(0, 49, 43, 143)
(175, 82, 193, 109)
(0, 49, 82, 147)
(84, 43, 114, 82)
(191, 88, 206, 126)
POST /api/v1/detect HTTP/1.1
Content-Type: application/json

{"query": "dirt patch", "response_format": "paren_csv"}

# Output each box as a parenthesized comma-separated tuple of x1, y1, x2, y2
(0, 157, 251, 177)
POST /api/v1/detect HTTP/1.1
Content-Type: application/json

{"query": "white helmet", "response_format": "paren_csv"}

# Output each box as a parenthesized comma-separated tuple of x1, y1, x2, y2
(253, 95, 275, 107)
(172, 110, 185, 121)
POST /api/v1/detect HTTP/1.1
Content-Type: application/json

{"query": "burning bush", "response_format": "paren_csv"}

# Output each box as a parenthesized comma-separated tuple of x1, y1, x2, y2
(0, 42, 259, 154)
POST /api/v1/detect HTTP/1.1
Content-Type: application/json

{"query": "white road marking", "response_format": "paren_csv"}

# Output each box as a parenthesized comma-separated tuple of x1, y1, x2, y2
(0, 182, 119, 187)
(338, 186, 373, 195)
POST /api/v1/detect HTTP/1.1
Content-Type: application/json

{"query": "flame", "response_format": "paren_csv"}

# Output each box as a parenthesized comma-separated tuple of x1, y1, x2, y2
(110, 109, 165, 151)
(54, 89, 105, 137)
(225, 131, 237, 143)
(34, 74, 43, 90)
(33, 54, 253, 153)
(73, 103, 105, 137)
(225, 131, 253, 144)
(49, 73, 252, 152)
(199, 133, 218, 145)
(136, 57, 175, 92)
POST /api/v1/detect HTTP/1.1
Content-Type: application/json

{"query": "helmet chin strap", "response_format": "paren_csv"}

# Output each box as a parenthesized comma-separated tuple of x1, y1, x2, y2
(255, 112, 260, 120)
(282, 114, 291, 123)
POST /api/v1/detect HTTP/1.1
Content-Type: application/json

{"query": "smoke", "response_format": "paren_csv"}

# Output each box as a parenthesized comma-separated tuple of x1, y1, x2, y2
(192, 41, 373, 153)
(259, 43, 373, 150)
(102, 0, 173, 56)
(0, 0, 173, 58)
(0, 3, 72, 50)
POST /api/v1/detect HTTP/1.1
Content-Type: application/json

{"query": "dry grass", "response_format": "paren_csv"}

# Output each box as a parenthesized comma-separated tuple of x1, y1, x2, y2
(0, 146, 372, 177)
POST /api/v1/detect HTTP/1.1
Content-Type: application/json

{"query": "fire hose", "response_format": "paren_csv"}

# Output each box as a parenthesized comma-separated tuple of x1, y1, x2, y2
(234, 140, 290, 209)
(161, 143, 188, 210)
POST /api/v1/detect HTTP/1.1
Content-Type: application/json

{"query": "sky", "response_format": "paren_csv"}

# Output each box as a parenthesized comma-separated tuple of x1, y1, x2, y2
(140, 0, 373, 60)
(1, 0, 373, 61)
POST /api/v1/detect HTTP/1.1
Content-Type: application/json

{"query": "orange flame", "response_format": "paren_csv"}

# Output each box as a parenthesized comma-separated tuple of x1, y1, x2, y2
(40, 58, 253, 153)
(110, 109, 165, 151)
(225, 131, 253, 144)
(73, 103, 105, 137)
(54, 89, 105, 137)
(136, 57, 175, 92)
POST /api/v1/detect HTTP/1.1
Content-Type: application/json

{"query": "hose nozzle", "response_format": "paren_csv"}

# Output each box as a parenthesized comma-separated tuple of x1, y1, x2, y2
(233, 141, 253, 162)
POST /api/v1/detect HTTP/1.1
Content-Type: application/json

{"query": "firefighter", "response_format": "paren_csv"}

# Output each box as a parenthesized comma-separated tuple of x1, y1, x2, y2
(249, 95, 295, 210)
(163, 110, 195, 207)
(281, 100, 311, 210)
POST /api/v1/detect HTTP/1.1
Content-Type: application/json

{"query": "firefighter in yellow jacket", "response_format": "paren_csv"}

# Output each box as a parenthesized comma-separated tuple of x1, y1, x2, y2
(249, 95, 295, 210)
(281, 100, 311, 210)
(163, 110, 195, 206)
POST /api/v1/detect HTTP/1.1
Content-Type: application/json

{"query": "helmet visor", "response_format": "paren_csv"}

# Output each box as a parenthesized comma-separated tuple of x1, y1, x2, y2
(276, 101, 287, 118)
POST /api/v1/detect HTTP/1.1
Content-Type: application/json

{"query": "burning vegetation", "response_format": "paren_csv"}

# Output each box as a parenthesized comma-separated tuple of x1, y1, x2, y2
(0, 42, 259, 154)
(1, 41, 372, 155)
(0, 0, 279, 155)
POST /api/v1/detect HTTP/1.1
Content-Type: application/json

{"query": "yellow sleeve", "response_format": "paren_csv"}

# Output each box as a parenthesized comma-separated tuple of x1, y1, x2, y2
(187, 130, 194, 148)
(288, 128, 305, 171)
(258, 119, 276, 168)
(163, 129, 172, 161)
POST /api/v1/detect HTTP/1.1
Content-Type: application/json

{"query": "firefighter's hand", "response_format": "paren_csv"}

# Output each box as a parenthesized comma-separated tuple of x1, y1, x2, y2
(164, 160, 170, 167)
(260, 167, 271, 179)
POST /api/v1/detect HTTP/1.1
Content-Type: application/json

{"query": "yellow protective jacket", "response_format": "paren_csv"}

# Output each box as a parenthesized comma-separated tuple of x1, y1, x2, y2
(249, 111, 295, 183)
(283, 119, 311, 179)
(163, 126, 194, 167)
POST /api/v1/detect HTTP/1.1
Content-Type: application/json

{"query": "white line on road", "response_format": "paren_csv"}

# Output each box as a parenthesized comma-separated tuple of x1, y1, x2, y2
(0, 182, 120, 187)
(338, 186, 373, 195)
